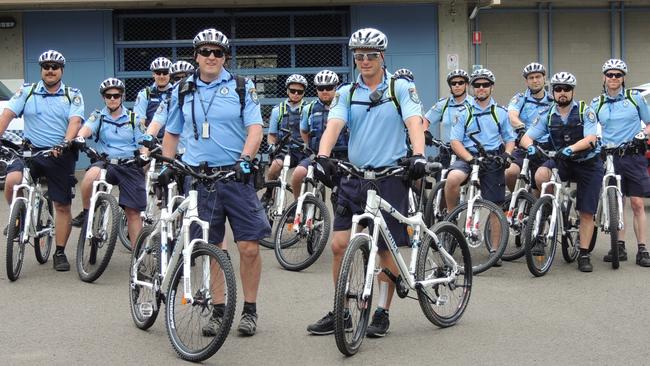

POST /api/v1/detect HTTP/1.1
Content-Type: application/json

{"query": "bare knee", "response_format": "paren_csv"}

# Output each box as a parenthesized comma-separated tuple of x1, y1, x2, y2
(238, 241, 260, 260)
(630, 197, 645, 215)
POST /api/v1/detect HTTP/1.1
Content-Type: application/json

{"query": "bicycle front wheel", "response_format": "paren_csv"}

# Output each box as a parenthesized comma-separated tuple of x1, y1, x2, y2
(424, 180, 447, 227)
(129, 225, 161, 330)
(33, 194, 54, 264)
(606, 187, 620, 269)
(6, 199, 27, 281)
(334, 235, 373, 356)
(561, 197, 581, 263)
(445, 199, 508, 274)
(76, 194, 120, 283)
(117, 208, 131, 251)
(165, 242, 236, 362)
(258, 181, 293, 249)
(416, 221, 472, 327)
(524, 196, 558, 277)
(274, 195, 331, 271)
(501, 191, 535, 261)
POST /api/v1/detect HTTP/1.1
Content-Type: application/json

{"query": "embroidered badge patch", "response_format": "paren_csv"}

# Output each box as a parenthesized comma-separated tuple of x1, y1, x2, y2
(73, 95, 81, 106)
(249, 88, 259, 105)
(409, 88, 420, 104)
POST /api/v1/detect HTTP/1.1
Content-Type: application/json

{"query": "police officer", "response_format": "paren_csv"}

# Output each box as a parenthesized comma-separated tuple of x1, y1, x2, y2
(133, 57, 173, 138)
(0, 50, 84, 271)
(76, 78, 145, 249)
(169, 60, 195, 85)
(291, 70, 347, 197)
(505, 62, 554, 192)
(265, 74, 310, 192)
(161, 28, 270, 336)
(308, 28, 426, 337)
(592, 59, 650, 267)
(521, 72, 602, 272)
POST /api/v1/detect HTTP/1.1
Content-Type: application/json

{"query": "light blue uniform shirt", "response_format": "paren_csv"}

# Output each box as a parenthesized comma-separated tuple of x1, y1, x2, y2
(165, 69, 263, 167)
(133, 83, 173, 122)
(424, 95, 473, 143)
(507, 89, 553, 143)
(84, 107, 144, 159)
(268, 99, 309, 145)
(6, 81, 84, 148)
(328, 71, 422, 168)
(450, 98, 514, 152)
(591, 88, 650, 146)
(151, 99, 187, 153)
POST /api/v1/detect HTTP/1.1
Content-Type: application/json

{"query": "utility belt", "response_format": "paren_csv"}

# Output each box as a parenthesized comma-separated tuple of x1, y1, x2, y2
(188, 162, 236, 175)
(469, 145, 505, 157)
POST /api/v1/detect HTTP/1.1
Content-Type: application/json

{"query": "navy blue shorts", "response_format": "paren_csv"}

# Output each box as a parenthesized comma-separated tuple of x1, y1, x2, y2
(333, 175, 409, 250)
(449, 159, 506, 205)
(7, 150, 77, 205)
(91, 162, 146, 211)
(613, 154, 650, 197)
(512, 148, 547, 189)
(274, 149, 308, 169)
(542, 158, 603, 214)
(185, 178, 272, 244)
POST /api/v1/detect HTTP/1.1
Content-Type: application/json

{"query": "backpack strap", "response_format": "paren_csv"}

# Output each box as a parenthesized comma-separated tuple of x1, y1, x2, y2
(388, 76, 403, 118)
(234, 74, 247, 118)
(94, 113, 104, 143)
(578, 100, 586, 123)
(440, 97, 451, 122)
(625, 89, 640, 114)
(145, 86, 151, 101)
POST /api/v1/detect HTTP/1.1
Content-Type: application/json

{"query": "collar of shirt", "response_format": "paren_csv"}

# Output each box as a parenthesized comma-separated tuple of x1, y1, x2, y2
(194, 69, 231, 89)
(149, 82, 173, 92)
(99, 106, 129, 121)
(36, 80, 66, 94)
(604, 87, 625, 101)
(470, 97, 497, 112)
(525, 88, 550, 101)
(549, 100, 579, 117)
(355, 71, 389, 90)
(448, 94, 470, 106)
(283, 98, 305, 111)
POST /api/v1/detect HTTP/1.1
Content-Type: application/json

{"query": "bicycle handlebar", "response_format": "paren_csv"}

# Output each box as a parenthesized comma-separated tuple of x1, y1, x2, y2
(150, 150, 236, 183)
(0, 139, 54, 160)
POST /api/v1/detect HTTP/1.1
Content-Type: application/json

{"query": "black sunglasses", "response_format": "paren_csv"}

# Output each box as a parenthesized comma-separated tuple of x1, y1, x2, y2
(316, 86, 335, 92)
(450, 80, 466, 87)
(172, 75, 186, 82)
(605, 72, 624, 79)
(553, 85, 574, 93)
(197, 48, 225, 58)
(154, 70, 169, 76)
(472, 82, 492, 89)
(288, 88, 305, 95)
(103, 93, 122, 100)
(42, 63, 61, 71)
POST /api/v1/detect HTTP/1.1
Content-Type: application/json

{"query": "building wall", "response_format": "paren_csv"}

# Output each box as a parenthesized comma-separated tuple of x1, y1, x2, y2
(0, 12, 23, 79)
(437, 1, 470, 102)
(623, 12, 649, 87)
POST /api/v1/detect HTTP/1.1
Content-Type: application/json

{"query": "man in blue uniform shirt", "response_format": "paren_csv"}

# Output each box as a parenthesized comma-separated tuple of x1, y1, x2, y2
(521, 72, 602, 272)
(161, 28, 270, 337)
(308, 28, 426, 338)
(0, 50, 84, 272)
(592, 59, 650, 266)
(133, 57, 173, 137)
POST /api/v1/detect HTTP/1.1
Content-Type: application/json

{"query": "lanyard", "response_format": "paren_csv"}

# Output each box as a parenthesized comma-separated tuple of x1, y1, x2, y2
(195, 86, 218, 123)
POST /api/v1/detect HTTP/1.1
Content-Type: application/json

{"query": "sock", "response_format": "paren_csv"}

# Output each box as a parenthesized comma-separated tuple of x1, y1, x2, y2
(55, 245, 65, 255)
(638, 243, 646, 250)
(617, 240, 625, 247)
(243, 302, 256, 315)
(579, 248, 589, 256)
(213, 303, 225, 317)
(82, 208, 88, 215)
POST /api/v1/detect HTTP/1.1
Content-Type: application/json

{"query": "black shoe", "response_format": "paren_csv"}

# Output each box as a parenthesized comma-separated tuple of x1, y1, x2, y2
(53, 252, 70, 272)
(530, 237, 546, 257)
(366, 308, 389, 338)
(202, 313, 223, 337)
(71, 211, 86, 228)
(306, 311, 352, 335)
(603, 242, 627, 262)
(636, 247, 650, 267)
(489, 251, 502, 267)
(578, 254, 593, 272)
(238, 312, 257, 336)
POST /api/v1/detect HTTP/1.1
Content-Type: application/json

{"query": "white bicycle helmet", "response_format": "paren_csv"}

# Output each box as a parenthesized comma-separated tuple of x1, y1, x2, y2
(522, 62, 546, 77)
(470, 68, 496, 84)
(349, 28, 388, 51)
(550, 72, 577, 87)
(170, 61, 195, 76)
(602, 58, 627, 75)
(99, 78, 125, 95)
(193, 28, 230, 51)
(313, 70, 339, 86)
(38, 50, 66, 66)
(285, 74, 308, 88)
(393, 68, 414, 81)
(150, 57, 171, 72)
(446, 69, 469, 84)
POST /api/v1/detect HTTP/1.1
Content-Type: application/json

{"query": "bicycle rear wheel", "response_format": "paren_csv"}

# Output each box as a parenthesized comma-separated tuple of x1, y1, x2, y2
(117, 208, 131, 251)
(274, 195, 331, 271)
(424, 180, 446, 227)
(416, 221, 472, 327)
(501, 191, 535, 261)
(33, 194, 54, 264)
(165, 242, 236, 362)
(76, 194, 120, 283)
(129, 225, 161, 330)
(6, 199, 27, 281)
(334, 235, 373, 356)
(606, 187, 620, 269)
(561, 197, 581, 263)
(258, 181, 293, 249)
(524, 196, 558, 277)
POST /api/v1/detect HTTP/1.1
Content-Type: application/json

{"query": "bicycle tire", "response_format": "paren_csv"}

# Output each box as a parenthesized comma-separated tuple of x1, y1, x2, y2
(117, 208, 132, 251)
(524, 196, 558, 277)
(33, 194, 54, 264)
(274, 195, 331, 271)
(76, 193, 120, 283)
(416, 221, 472, 327)
(6, 199, 27, 281)
(334, 235, 373, 356)
(501, 191, 535, 261)
(258, 181, 293, 249)
(165, 242, 236, 362)
(445, 198, 508, 275)
(561, 198, 581, 263)
(424, 180, 446, 227)
(129, 225, 161, 330)
(607, 187, 620, 269)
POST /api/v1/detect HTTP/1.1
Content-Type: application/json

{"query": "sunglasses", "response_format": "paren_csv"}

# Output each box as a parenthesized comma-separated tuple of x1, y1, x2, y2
(472, 82, 492, 89)
(154, 70, 169, 76)
(41, 64, 61, 71)
(450, 80, 466, 87)
(605, 72, 624, 79)
(553, 85, 573, 93)
(197, 48, 225, 58)
(172, 75, 186, 82)
(288, 88, 305, 95)
(353, 52, 381, 62)
(316, 85, 335, 92)
(103, 93, 122, 100)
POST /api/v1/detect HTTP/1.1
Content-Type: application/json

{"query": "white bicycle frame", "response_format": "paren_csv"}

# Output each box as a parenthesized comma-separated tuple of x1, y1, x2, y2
(462, 159, 484, 245)
(291, 164, 319, 233)
(272, 153, 292, 217)
(532, 166, 569, 242)
(595, 151, 624, 233)
(84, 162, 116, 240)
(433, 154, 465, 220)
(142, 156, 158, 221)
(506, 156, 532, 227)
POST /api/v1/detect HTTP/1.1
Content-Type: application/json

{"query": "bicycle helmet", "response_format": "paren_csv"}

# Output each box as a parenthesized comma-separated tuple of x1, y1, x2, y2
(99, 78, 125, 95)
(393, 68, 415, 81)
(169, 61, 195, 76)
(349, 28, 388, 51)
(470, 68, 496, 84)
(602, 58, 627, 75)
(313, 70, 339, 86)
(550, 72, 577, 87)
(285, 74, 308, 88)
(522, 62, 546, 77)
(193, 28, 230, 51)
(150, 57, 171, 72)
(38, 50, 66, 66)
(446, 69, 469, 84)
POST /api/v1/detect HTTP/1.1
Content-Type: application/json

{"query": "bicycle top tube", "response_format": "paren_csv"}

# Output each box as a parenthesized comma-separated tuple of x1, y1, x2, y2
(150, 150, 236, 184)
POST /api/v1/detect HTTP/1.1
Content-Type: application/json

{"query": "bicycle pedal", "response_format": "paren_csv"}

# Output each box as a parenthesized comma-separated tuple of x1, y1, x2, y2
(139, 302, 154, 317)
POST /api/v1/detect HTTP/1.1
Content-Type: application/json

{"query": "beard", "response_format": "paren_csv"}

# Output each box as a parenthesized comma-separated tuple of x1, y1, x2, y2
(556, 98, 571, 107)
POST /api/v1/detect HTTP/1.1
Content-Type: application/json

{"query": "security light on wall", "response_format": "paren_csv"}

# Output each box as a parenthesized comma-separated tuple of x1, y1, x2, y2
(469, 0, 501, 20)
